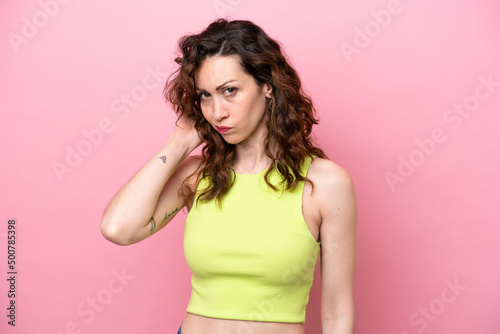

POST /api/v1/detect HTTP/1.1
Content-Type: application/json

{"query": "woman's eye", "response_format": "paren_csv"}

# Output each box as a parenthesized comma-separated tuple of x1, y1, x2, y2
(198, 88, 236, 100)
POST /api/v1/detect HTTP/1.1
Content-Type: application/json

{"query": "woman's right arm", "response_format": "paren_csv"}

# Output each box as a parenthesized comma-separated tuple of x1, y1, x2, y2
(100, 114, 203, 246)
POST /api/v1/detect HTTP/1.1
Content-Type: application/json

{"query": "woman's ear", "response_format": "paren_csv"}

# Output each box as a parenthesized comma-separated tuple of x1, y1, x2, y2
(263, 82, 273, 98)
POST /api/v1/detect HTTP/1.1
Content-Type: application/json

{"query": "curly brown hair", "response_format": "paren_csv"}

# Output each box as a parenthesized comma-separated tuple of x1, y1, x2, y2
(164, 19, 327, 207)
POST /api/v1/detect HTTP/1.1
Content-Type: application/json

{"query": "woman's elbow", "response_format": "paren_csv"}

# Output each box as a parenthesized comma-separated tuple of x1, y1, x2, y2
(100, 219, 133, 246)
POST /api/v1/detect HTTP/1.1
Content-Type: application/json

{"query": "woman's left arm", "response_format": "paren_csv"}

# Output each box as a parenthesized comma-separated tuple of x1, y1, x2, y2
(315, 160, 357, 334)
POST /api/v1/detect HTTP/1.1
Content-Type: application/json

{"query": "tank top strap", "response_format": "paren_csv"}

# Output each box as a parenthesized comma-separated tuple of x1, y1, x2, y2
(282, 154, 315, 214)
(299, 154, 315, 178)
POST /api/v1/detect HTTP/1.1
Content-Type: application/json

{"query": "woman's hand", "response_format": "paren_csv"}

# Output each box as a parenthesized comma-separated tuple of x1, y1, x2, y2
(171, 112, 203, 152)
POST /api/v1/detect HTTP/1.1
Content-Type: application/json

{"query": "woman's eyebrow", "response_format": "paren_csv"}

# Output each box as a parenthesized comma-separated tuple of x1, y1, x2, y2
(195, 80, 237, 92)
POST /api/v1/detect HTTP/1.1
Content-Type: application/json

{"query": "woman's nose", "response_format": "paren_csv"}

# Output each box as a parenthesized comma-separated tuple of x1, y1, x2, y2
(213, 98, 229, 121)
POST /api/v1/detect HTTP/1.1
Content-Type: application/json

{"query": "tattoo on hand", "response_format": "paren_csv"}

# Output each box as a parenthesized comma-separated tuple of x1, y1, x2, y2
(149, 216, 157, 234)
(159, 155, 166, 163)
(161, 208, 179, 224)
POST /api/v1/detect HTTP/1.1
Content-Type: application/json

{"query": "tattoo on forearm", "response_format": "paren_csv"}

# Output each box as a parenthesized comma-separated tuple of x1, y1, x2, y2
(149, 216, 157, 234)
(159, 155, 166, 163)
(149, 208, 178, 235)
(161, 208, 179, 224)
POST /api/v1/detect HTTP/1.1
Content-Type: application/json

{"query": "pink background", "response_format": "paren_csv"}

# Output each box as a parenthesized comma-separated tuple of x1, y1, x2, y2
(1, 0, 499, 333)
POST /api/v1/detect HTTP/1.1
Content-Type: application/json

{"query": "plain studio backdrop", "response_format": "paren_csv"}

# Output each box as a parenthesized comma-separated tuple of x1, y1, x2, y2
(1, 0, 499, 333)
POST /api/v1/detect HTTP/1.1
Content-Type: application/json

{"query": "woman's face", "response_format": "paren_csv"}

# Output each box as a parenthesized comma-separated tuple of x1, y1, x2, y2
(194, 55, 272, 146)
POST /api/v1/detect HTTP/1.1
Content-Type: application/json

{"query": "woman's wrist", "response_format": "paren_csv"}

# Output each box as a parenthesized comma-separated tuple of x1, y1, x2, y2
(161, 134, 199, 162)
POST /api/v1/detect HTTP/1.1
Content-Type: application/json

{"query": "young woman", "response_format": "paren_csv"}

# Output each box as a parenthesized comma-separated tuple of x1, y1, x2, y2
(101, 19, 357, 334)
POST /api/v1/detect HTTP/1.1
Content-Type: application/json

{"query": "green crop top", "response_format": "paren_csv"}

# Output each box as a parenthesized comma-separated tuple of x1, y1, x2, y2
(183, 155, 321, 323)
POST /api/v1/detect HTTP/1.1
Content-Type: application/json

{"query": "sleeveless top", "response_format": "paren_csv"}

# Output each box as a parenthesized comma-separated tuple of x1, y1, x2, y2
(183, 155, 321, 323)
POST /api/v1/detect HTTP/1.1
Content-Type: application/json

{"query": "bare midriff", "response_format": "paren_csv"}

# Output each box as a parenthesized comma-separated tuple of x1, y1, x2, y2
(180, 312, 305, 334)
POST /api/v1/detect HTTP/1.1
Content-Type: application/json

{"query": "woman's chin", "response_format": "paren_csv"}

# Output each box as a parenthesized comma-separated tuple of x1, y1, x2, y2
(222, 139, 240, 145)
(218, 134, 241, 145)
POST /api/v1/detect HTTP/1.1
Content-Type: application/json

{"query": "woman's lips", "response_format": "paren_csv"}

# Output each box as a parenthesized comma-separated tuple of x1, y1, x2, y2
(216, 126, 231, 133)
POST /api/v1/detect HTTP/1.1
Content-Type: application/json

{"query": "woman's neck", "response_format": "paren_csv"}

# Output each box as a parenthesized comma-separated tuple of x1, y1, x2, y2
(232, 129, 274, 174)
(232, 147, 270, 174)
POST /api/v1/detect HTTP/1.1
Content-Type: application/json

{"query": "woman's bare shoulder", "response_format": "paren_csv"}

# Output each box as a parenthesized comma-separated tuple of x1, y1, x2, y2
(307, 157, 357, 222)
(308, 157, 353, 185)
(307, 157, 355, 204)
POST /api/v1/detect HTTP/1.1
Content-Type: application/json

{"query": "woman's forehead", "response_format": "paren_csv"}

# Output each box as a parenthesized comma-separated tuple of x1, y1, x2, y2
(195, 55, 248, 89)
